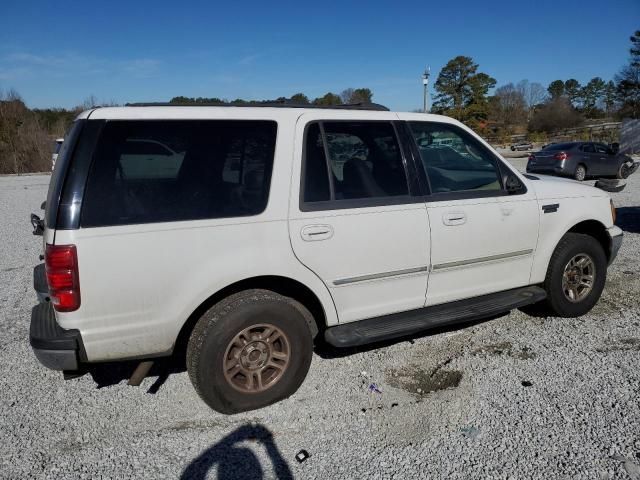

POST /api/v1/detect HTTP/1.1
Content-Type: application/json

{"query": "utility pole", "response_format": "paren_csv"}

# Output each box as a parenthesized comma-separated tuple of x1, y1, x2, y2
(422, 66, 431, 113)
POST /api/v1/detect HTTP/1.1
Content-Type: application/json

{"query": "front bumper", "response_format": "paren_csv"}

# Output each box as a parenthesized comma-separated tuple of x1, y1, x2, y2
(607, 225, 623, 265)
(30, 302, 83, 371)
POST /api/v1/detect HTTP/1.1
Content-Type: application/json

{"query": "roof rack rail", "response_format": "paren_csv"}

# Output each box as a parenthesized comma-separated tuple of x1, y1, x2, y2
(124, 101, 390, 111)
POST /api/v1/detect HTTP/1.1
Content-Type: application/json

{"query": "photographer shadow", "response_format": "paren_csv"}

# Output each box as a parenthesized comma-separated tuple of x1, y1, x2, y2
(181, 424, 293, 480)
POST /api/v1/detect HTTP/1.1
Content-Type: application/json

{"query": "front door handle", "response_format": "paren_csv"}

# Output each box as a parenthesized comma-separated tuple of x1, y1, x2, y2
(301, 224, 334, 241)
(442, 212, 467, 226)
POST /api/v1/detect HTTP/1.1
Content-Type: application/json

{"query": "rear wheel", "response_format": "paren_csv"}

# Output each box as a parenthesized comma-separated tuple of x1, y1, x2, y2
(538, 233, 607, 317)
(186, 289, 314, 414)
(574, 164, 587, 181)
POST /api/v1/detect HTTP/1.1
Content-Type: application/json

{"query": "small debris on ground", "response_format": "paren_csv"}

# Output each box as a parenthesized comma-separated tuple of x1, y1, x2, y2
(368, 383, 382, 394)
(295, 449, 311, 464)
(461, 426, 481, 440)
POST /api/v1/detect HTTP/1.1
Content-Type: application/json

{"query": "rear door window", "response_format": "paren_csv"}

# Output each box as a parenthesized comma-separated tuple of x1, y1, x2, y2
(581, 143, 595, 153)
(81, 120, 277, 227)
(301, 121, 410, 208)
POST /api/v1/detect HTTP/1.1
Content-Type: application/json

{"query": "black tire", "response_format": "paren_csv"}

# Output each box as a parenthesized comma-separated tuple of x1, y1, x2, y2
(538, 233, 607, 317)
(617, 162, 631, 179)
(574, 164, 587, 181)
(186, 289, 314, 414)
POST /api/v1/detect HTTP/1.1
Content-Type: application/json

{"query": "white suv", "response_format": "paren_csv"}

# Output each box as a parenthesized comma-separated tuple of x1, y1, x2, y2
(30, 103, 623, 413)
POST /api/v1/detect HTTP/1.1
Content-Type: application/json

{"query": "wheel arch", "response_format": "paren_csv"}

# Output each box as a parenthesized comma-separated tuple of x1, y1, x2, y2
(530, 211, 613, 285)
(173, 275, 331, 357)
(566, 219, 611, 261)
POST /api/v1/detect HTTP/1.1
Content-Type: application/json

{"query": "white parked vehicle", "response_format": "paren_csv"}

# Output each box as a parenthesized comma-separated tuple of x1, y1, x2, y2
(30, 103, 622, 413)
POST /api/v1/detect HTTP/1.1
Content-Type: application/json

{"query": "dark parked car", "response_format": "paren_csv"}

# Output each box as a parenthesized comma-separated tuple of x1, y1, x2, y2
(526, 142, 638, 181)
(510, 142, 533, 151)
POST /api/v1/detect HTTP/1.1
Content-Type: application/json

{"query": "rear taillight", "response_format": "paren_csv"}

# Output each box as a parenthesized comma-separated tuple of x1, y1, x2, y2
(528, 154, 536, 161)
(45, 244, 80, 312)
(554, 152, 569, 161)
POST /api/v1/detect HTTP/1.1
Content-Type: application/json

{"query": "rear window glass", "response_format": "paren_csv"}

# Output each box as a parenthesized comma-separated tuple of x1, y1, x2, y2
(45, 121, 84, 228)
(81, 120, 277, 227)
(543, 143, 576, 151)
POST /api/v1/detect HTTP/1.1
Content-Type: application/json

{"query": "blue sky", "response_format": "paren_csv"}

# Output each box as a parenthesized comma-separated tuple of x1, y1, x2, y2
(1, 0, 638, 111)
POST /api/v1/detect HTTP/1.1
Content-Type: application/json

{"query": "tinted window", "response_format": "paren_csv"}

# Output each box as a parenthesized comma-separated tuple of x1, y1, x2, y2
(594, 143, 609, 154)
(45, 121, 84, 228)
(303, 123, 331, 202)
(81, 120, 277, 227)
(302, 121, 408, 204)
(581, 143, 595, 153)
(408, 122, 502, 193)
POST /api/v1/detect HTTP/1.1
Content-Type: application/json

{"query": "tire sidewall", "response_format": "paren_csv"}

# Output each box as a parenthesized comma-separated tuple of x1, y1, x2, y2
(190, 293, 313, 414)
(575, 165, 586, 181)
(546, 235, 607, 317)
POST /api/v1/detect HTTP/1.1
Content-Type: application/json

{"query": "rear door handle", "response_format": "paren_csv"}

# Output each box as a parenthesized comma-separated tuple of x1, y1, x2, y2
(442, 212, 466, 226)
(301, 224, 334, 241)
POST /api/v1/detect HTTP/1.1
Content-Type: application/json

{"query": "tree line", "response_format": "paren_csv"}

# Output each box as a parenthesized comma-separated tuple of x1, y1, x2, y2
(431, 29, 640, 142)
(168, 87, 374, 106)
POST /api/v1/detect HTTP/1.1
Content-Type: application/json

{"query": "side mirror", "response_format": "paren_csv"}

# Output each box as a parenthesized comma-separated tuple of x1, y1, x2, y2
(505, 174, 524, 194)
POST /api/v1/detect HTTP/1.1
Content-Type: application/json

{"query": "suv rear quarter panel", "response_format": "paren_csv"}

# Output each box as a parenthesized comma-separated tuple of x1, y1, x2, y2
(52, 110, 338, 362)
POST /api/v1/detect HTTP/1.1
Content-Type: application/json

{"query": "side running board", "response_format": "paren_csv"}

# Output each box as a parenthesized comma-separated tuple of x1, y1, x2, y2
(324, 286, 546, 348)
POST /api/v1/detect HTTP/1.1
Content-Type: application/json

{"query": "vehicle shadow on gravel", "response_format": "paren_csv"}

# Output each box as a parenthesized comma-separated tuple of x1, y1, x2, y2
(180, 424, 293, 480)
(86, 356, 184, 393)
(615, 206, 640, 234)
(85, 314, 508, 389)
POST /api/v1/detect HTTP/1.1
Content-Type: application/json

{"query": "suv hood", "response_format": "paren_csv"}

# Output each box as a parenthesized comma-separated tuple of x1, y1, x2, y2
(527, 174, 609, 201)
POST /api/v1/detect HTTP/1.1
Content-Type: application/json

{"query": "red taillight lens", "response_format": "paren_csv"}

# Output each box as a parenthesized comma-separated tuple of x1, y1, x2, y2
(528, 154, 536, 161)
(45, 244, 80, 312)
(554, 152, 569, 161)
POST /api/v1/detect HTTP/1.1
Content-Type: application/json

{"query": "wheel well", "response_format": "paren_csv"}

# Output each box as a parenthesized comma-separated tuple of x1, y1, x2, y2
(173, 276, 327, 358)
(567, 220, 610, 260)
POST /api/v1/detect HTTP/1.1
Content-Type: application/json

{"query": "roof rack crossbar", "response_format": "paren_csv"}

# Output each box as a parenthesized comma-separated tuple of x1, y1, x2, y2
(124, 101, 389, 111)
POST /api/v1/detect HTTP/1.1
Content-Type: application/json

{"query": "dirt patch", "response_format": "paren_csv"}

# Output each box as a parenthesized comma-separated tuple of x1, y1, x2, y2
(596, 337, 640, 353)
(164, 419, 227, 432)
(472, 342, 536, 360)
(387, 363, 463, 396)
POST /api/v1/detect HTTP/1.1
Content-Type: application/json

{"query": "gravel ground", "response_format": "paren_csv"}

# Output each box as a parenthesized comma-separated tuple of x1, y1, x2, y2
(1, 164, 639, 480)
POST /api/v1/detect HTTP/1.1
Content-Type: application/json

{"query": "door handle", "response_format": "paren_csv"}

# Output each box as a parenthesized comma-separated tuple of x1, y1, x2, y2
(301, 224, 334, 241)
(442, 212, 466, 226)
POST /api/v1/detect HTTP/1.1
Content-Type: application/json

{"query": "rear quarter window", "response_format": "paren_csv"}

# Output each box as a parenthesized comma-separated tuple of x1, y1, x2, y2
(81, 120, 277, 227)
(45, 120, 84, 228)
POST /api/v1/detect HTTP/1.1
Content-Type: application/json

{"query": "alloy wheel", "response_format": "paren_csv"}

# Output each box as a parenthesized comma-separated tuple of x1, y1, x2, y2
(223, 323, 290, 393)
(561, 254, 595, 303)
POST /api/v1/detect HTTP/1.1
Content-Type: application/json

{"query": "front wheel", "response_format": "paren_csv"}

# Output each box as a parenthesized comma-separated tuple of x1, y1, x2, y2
(617, 162, 632, 179)
(186, 289, 314, 414)
(574, 164, 587, 181)
(539, 233, 607, 317)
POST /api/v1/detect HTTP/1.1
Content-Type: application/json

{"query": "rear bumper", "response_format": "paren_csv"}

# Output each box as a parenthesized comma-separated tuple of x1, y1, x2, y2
(526, 164, 567, 175)
(33, 263, 49, 302)
(30, 302, 83, 371)
(607, 226, 623, 265)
